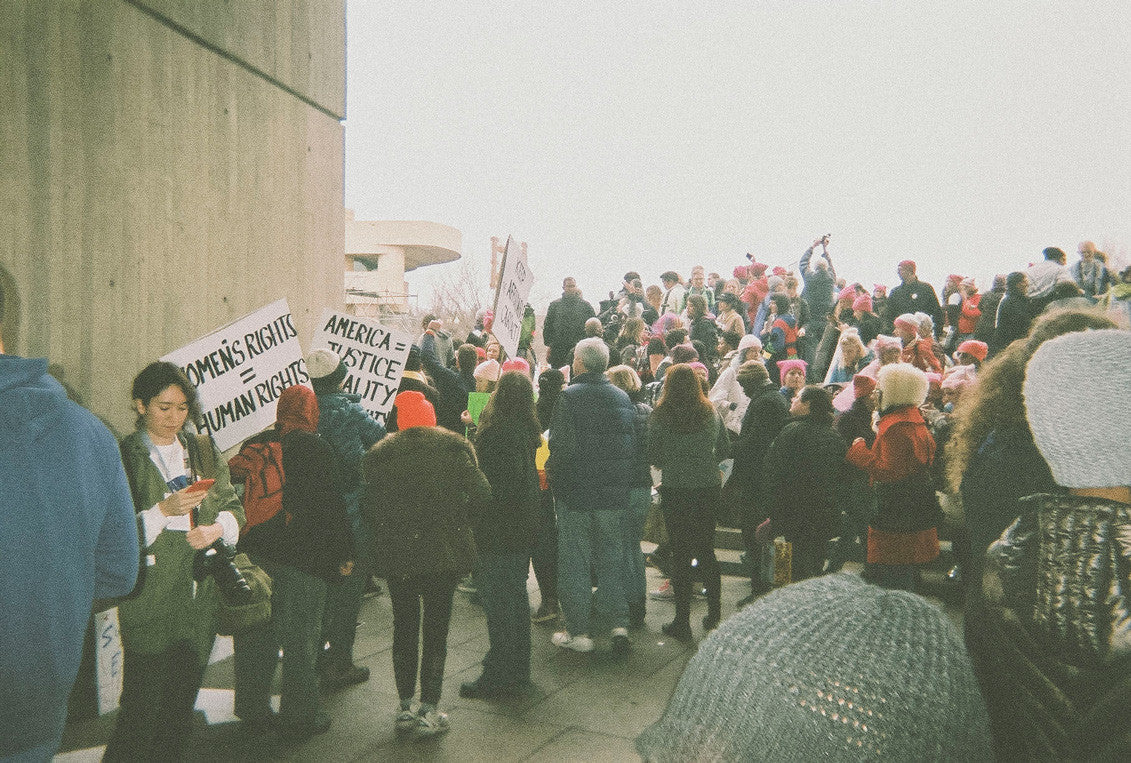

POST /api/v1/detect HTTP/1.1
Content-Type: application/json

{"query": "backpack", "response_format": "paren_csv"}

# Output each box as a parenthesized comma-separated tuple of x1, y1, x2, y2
(228, 439, 285, 532)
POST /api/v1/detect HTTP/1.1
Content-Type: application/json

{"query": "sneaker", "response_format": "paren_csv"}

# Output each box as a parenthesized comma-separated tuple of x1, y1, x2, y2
(649, 580, 674, 600)
(551, 631, 594, 653)
(414, 709, 451, 739)
(456, 574, 477, 594)
(395, 708, 418, 734)
(611, 627, 630, 655)
(530, 603, 559, 624)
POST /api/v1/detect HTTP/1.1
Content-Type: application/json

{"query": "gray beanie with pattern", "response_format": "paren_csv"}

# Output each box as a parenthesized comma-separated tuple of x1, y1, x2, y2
(636, 574, 991, 761)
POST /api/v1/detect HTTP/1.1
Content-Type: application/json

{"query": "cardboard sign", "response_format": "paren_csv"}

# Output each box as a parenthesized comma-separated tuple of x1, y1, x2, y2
(94, 608, 124, 715)
(310, 310, 413, 425)
(491, 236, 535, 359)
(162, 299, 307, 451)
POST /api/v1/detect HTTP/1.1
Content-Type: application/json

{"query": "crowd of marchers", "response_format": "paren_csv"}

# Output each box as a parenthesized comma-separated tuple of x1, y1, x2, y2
(2, 238, 1129, 760)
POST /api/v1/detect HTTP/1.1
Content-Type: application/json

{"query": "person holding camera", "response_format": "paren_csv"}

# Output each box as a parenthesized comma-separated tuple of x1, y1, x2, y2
(105, 362, 246, 760)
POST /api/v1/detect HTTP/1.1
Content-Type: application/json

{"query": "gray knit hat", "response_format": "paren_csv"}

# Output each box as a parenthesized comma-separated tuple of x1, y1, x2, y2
(1023, 328, 1131, 489)
(306, 348, 347, 394)
(636, 574, 991, 761)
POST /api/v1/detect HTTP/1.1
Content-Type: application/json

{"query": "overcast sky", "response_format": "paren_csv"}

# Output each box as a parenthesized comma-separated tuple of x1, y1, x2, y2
(344, 1, 1129, 311)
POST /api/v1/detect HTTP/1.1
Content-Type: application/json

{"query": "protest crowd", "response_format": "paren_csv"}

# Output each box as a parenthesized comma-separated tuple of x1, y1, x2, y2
(3, 237, 1131, 761)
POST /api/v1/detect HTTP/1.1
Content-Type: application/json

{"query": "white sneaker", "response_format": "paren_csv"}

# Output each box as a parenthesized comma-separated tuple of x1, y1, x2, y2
(551, 631, 594, 653)
(413, 709, 450, 739)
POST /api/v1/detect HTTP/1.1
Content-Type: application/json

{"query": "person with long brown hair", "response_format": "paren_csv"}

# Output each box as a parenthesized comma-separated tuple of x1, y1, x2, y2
(647, 364, 730, 640)
(461, 371, 542, 698)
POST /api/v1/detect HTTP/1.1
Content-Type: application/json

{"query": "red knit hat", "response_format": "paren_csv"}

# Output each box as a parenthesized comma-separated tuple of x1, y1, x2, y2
(852, 373, 877, 399)
(771, 266, 788, 277)
(955, 340, 989, 362)
(837, 286, 856, 304)
(277, 384, 319, 436)
(898, 260, 916, 271)
(394, 390, 436, 429)
(748, 262, 769, 278)
(852, 294, 873, 313)
(873, 284, 887, 297)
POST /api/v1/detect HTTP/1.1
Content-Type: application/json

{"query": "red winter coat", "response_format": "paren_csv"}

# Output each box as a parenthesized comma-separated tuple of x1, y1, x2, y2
(845, 405, 940, 564)
(958, 294, 982, 335)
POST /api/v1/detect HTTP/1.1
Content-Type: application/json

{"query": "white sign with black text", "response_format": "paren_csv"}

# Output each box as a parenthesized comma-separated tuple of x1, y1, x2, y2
(491, 236, 535, 359)
(310, 310, 413, 425)
(161, 298, 307, 451)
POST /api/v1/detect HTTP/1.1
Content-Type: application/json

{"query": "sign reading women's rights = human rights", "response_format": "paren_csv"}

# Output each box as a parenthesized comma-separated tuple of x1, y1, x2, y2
(162, 298, 307, 451)
(311, 309, 413, 425)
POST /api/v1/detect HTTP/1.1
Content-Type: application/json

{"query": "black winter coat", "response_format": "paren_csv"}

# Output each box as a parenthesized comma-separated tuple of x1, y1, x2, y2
(977, 493, 1131, 760)
(763, 416, 847, 542)
(724, 382, 790, 524)
(473, 421, 541, 553)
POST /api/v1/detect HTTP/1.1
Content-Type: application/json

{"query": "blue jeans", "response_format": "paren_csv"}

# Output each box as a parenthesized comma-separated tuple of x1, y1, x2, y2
(479, 550, 532, 686)
(622, 488, 651, 619)
(557, 506, 628, 636)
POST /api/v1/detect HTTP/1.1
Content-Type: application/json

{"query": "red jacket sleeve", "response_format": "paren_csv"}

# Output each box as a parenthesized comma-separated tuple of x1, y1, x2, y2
(845, 421, 934, 483)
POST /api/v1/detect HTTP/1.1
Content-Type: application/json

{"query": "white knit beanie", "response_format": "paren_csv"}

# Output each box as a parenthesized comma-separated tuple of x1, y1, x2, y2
(1023, 329, 1131, 488)
(877, 363, 928, 409)
(636, 574, 991, 761)
(306, 348, 342, 380)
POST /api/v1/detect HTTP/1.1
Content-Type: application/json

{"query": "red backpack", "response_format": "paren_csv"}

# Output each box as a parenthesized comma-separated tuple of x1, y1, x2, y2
(228, 440, 285, 533)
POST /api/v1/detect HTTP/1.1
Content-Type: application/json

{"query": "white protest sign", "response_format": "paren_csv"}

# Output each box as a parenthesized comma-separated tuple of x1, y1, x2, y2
(94, 607, 124, 715)
(162, 299, 307, 451)
(491, 236, 535, 359)
(311, 310, 413, 425)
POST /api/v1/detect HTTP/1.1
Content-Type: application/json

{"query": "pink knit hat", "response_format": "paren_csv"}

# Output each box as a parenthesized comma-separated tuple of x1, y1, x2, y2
(776, 359, 807, 380)
(852, 294, 873, 313)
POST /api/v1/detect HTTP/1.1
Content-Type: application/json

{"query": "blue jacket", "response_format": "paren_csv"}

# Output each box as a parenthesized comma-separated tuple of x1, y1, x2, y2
(316, 391, 386, 524)
(547, 372, 637, 511)
(0, 355, 139, 757)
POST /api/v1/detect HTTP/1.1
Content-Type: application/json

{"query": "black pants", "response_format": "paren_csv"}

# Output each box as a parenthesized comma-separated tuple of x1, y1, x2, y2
(530, 488, 558, 605)
(103, 641, 206, 761)
(788, 536, 829, 582)
(386, 573, 460, 706)
(660, 486, 722, 624)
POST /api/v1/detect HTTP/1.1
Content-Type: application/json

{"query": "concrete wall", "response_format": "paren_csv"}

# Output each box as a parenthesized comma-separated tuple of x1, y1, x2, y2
(1, 0, 345, 435)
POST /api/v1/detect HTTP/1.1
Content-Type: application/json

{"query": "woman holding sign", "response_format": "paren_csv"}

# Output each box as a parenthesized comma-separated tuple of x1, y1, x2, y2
(105, 362, 245, 761)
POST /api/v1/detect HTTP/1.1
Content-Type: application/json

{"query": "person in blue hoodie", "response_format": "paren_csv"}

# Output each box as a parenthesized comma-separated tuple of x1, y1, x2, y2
(0, 286, 140, 762)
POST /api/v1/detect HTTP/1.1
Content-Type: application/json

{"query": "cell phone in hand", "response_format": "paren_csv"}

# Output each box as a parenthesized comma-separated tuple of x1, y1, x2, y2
(185, 478, 215, 494)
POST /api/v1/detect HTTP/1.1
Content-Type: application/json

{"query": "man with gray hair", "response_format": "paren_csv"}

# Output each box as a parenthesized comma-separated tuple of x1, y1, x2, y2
(547, 337, 638, 653)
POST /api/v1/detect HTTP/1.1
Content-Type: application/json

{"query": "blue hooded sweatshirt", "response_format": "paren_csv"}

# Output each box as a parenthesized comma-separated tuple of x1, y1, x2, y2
(0, 355, 139, 758)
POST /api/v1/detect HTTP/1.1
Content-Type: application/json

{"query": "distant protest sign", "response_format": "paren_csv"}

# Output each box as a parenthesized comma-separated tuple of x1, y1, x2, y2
(162, 299, 307, 451)
(491, 236, 535, 359)
(311, 310, 413, 425)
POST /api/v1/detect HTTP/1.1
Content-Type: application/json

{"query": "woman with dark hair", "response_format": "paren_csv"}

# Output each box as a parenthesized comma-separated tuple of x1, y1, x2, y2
(762, 386, 847, 580)
(106, 362, 245, 760)
(647, 364, 730, 639)
(461, 372, 542, 698)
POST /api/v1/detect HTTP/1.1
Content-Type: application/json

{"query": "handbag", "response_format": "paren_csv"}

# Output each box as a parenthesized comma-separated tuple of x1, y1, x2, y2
(214, 552, 272, 635)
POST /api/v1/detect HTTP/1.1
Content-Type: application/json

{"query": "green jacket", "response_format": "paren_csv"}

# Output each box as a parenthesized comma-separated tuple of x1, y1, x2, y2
(117, 430, 245, 662)
(647, 409, 730, 489)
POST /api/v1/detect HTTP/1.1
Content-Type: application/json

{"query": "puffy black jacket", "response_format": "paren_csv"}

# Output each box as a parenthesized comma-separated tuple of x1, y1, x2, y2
(977, 493, 1131, 760)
